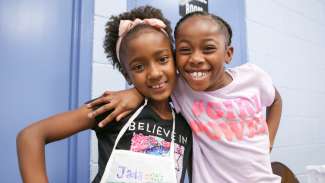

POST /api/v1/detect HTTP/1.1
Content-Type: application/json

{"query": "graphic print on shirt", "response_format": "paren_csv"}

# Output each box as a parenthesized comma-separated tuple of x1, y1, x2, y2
(189, 95, 268, 141)
(128, 121, 187, 182)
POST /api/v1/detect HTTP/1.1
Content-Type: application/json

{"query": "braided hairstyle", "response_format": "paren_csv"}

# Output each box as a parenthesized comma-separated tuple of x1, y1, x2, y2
(174, 11, 232, 46)
(104, 6, 173, 78)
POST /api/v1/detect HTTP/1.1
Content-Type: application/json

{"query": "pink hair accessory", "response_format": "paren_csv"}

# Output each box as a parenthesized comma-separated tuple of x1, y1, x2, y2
(116, 18, 167, 62)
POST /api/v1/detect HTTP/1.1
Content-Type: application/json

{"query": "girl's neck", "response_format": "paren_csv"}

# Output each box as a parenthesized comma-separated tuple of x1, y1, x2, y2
(148, 99, 172, 120)
(209, 70, 233, 91)
(220, 71, 233, 87)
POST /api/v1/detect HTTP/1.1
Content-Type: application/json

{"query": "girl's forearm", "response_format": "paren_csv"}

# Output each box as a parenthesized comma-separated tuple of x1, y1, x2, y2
(16, 106, 95, 182)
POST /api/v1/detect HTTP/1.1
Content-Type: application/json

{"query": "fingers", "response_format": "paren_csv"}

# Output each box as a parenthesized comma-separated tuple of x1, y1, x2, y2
(86, 95, 112, 108)
(103, 90, 114, 96)
(116, 110, 132, 121)
(97, 105, 132, 127)
(98, 107, 123, 127)
(86, 89, 139, 127)
(88, 102, 114, 118)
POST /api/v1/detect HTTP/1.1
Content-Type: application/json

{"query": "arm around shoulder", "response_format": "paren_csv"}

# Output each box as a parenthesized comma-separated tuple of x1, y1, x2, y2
(87, 88, 144, 127)
(16, 105, 95, 183)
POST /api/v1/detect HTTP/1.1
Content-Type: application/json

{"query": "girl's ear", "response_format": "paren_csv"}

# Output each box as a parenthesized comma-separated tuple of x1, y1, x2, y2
(225, 46, 234, 64)
(121, 68, 133, 85)
(120, 60, 133, 85)
(126, 78, 132, 85)
(124, 73, 132, 85)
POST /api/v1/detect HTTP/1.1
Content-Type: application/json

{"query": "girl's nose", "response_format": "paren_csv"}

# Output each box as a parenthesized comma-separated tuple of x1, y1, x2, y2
(189, 51, 204, 66)
(148, 64, 162, 80)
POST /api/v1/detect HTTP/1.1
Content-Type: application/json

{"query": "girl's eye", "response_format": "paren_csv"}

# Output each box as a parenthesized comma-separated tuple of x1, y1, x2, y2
(131, 64, 145, 72)
(203, 46, 217, 53)
(159, 56, 169, 64)
(178, 47, 191, 54)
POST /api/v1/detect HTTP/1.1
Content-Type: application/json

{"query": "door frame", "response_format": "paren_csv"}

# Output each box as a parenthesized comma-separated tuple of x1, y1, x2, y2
(68, 0, 93, 182)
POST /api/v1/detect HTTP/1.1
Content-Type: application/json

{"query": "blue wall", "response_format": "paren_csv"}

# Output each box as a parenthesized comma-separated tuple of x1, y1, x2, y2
(0, 0, 93, 182)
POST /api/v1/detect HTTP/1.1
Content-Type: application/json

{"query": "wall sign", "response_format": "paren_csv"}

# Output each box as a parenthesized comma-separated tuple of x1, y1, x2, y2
(179, 0, 208, 16)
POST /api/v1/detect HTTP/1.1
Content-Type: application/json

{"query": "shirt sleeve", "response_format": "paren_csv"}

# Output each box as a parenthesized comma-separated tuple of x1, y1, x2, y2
(252, 64, 275, 107)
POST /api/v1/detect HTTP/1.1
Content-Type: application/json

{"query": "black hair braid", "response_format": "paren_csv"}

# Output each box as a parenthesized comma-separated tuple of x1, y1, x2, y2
(174, 11, 233, 46)
(103, 6, 173, 77)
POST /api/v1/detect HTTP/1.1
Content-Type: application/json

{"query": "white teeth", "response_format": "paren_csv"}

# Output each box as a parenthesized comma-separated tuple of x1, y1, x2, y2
(152, 83, 165, 89)
(190, 72, 208, 80)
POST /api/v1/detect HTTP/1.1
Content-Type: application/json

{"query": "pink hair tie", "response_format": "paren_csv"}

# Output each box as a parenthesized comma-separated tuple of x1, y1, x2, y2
(116, 18, 168, 62)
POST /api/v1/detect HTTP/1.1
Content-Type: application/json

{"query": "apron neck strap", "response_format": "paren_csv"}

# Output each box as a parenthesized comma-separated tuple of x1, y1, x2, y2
(112, 99, 148, 151)
(112, 99, 176, 158)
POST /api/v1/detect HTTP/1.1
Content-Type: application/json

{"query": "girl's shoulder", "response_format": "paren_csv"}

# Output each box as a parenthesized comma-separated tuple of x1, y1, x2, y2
(230, 63, 264, 74)
(229, 63, 272, 81)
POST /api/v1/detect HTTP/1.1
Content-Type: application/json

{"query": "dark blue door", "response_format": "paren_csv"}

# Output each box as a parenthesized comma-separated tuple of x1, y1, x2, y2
(0, 0, 93, 182)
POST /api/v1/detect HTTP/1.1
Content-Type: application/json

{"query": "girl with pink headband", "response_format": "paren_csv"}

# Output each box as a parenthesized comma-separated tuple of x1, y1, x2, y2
(17, 6, 192, 183)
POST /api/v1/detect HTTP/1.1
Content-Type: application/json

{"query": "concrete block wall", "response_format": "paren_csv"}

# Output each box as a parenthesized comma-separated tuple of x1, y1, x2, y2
(245, 0, 325, 182)
(90, 0, 127, 180)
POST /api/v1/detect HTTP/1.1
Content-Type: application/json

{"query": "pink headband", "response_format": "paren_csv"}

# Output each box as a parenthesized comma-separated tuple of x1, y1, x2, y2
(116, 18, 167, 62)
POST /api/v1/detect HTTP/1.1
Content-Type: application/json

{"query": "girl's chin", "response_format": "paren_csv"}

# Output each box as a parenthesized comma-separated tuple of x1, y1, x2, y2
(187, 83, 208, 91)
(184, 78, 209, 91)
(149, 90, 173, 102)
(149, 96, 170, 103)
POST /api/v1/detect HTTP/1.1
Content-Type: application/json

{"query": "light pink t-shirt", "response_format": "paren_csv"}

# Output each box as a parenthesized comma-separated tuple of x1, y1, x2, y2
(172, 63, 281, 183)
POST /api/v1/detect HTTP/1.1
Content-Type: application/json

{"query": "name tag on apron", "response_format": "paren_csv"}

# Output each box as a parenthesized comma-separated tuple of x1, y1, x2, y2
(100, 100, 178, 183)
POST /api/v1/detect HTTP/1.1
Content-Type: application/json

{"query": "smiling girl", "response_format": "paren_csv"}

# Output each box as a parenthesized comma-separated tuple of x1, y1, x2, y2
(16, 6, 192, 183)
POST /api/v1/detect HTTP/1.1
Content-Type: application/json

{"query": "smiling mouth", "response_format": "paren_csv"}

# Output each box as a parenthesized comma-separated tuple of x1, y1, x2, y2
(149, 82, 167, 89)
(188, 71, 209, 80)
